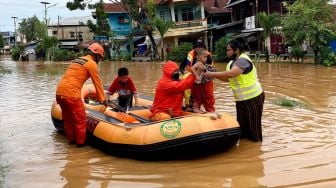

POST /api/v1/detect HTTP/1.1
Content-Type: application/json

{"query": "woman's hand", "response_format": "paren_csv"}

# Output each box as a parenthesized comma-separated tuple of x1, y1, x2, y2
(203, 71, 216, 78)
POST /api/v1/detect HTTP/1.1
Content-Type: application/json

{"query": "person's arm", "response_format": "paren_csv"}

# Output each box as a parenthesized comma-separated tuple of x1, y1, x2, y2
(133, 93, 138, 106)
(85, 62, 105, 102)
(191, 62, 201, 81)
(204, 66, 243, 81)
(172, 74, 196, 92)
(108, 78, 118, 95)
(128, 77, 138, 106)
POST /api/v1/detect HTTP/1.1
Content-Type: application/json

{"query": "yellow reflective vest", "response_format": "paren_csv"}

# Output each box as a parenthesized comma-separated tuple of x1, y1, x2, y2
(226, 53, 263, 101)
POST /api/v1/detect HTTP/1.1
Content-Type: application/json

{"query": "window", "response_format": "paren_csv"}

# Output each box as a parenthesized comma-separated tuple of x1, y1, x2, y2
(118, 16, 124, 24)
(160, 11, 165, 20)
(52, 30, 57, 35)
(181, 8, 193, 21)
(78, 32, 83, 41)
(78, 32, 83, 38)
(70, 32, 75, 38)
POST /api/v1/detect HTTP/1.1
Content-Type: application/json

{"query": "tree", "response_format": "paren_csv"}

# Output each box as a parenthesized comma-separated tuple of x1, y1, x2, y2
(282, 0, 336, 64)
(117, 0, 159, 60)
(18, 16, 45, 42)
(67, 0, 111, 37)
(152, 17, 174, 60)
(67, 0, 111, 59)
(86, 0, 111, 37)
(66, 0, 160, 60)
(66, 0, 87, 10)
(257, 12, 281, 63)
(33, 36, 58, 60)
(214, 35, 233, 62)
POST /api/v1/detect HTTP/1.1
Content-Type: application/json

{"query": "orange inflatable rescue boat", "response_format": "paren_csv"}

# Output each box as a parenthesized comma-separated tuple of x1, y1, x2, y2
(51, 84, 240, 159)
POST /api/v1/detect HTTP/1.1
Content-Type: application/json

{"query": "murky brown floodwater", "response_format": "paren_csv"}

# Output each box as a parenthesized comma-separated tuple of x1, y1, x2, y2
(0, 55, 336, 188)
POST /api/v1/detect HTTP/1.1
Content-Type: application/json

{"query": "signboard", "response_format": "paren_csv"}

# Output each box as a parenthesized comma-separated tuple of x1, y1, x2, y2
(245, 16, 255, 30)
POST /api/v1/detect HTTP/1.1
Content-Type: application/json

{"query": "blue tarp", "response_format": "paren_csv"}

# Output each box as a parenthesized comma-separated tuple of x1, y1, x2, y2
(329, 40, 336, 52)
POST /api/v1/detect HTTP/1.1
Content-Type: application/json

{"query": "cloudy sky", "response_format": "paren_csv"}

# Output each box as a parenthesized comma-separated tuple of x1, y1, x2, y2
(0, 0, 110, 32)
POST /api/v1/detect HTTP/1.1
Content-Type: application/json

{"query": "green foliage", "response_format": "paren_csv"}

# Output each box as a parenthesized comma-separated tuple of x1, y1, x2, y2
(214, 35, 233, 62)
(87, 0, 111, 36)
(66, 0, 86, 10)
(282, 0, 335, 64)
(167, 42, 193, 63)
(53, 48, 82, 61)
(257, 12, 281, 62)
(320, 46, 336, 66)
(152, 17, 174, 59)
(34, 36, 58, 60)
(257, 12, 281, 39)
(18, 16, 45, 42)
(152, 17, 174, 38)
(66, 0, 110, 37)
(274, 98, 299, 107)
(0, 66, 12, 75)
(11, 45, 24, 60)
(34, 45, 46, 59)
(40, 36, 58, 49)
(120, 0, 159, 59)
(291, 46, 304, 63)
(115, 52, 132, 61)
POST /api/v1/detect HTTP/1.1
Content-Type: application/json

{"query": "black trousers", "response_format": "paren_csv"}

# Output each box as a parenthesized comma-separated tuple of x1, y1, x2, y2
(118, 94, 133, 108)
(236, 92, 265, 142)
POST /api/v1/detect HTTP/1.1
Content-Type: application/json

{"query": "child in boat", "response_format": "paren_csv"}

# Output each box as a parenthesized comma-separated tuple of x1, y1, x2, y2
(108, 67, 138, 109)
(190, 48, 218, 118)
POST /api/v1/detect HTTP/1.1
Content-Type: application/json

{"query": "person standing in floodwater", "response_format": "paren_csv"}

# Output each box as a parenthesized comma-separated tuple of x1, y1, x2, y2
(204, 38, 265, 142)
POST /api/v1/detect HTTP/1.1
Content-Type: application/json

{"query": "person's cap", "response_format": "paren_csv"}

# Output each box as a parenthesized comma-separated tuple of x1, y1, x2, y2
(88, 43, 105, 58)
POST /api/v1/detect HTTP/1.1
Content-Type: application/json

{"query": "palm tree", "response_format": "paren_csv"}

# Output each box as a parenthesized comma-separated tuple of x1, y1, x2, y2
(257, 12, 281, 62)
(152, 17, 174, 60)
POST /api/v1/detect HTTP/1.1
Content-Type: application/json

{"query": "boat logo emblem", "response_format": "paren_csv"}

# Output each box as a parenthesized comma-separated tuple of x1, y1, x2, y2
(160, 120, 182, 138)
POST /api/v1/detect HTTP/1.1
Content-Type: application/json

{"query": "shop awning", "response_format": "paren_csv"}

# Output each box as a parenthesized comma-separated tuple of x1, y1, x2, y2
(232, 32, 257, 42)
(232, 32, 255, 38)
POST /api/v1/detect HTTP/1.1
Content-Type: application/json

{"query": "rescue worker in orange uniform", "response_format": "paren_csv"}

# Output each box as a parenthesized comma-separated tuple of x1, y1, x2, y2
(56, 43, 106, 147)
(149, 61, 196, 121)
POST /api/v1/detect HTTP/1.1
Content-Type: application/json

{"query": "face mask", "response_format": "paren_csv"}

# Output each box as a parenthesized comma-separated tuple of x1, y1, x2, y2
(171, 70, 180, 81)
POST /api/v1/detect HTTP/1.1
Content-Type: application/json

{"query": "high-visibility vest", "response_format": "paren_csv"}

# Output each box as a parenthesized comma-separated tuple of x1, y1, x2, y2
(226, 53, 263, 101)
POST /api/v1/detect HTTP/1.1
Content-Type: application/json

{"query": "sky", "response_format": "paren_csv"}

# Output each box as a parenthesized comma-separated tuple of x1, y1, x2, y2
(0, 0, 110, 32)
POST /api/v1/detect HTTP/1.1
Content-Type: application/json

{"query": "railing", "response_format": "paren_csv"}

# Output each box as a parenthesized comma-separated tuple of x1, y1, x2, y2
(172, 19, 206, 29)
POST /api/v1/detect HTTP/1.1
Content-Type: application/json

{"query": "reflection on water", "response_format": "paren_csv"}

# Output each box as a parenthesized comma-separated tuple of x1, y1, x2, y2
(1, 55, 336, 187)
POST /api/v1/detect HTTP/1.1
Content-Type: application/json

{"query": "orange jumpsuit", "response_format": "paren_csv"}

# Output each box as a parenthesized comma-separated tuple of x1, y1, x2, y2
(150, 61, 195, 121)
(56, 55, 105, 145)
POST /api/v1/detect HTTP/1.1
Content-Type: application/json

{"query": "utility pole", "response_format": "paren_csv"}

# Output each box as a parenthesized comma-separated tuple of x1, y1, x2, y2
(40, 2, 57, 36)
(40, 1, 50, 31)
(11, 16, 18, 45)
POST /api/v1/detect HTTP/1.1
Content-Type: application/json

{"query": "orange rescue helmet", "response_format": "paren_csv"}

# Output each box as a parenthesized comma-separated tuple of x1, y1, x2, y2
(88, 43, 105, 58)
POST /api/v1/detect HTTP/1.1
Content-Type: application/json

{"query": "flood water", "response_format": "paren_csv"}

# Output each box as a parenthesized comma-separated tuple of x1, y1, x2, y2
(0, 55, 336, 187)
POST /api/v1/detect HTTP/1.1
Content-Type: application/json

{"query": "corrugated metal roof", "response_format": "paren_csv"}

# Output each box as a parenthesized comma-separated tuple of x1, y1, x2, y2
(49, 16, 95, 26)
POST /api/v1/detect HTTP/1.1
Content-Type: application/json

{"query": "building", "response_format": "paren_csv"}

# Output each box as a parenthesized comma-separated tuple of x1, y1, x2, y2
(48, 16, 95, 50)
(225, 0, 294, 52)
(155, 0, 208, 58)
(103, 3, 140, 58)
(1, 31, 15, 53)
(204, 0, 232, 52)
